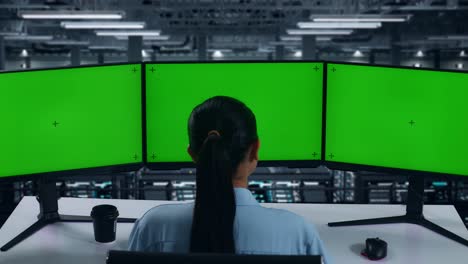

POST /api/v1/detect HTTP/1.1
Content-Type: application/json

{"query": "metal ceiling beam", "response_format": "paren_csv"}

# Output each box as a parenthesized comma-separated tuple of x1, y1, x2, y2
(0, 4, 51, 9)
(0, 0, 467, 58)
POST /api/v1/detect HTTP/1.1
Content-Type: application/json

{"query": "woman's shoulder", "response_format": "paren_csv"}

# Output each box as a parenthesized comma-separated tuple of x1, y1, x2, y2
(239, 205, 316, 232)
(262, 206, 319, 235)
(260, 206, 310, 224)
(129, 202, 194, 251)
(137, 202, 194, 227)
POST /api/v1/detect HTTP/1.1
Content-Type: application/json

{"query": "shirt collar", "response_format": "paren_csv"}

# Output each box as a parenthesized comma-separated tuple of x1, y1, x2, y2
(234, 188, 260, 206)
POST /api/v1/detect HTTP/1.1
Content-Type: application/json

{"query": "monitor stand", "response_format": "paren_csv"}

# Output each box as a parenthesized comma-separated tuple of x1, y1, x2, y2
(328, 175, 468, 247)
(1, 177, 136, 252)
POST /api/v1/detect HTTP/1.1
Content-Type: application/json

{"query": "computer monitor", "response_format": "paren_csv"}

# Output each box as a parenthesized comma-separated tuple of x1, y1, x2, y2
(325, 62, 468, 247)
(325, 62, 468, 177)
(145, 62, 324, 169)
(107, 250, 322, 264)
(0, 64, 143, 180)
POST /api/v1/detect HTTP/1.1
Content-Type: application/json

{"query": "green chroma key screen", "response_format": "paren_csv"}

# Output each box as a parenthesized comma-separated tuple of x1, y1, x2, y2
(0, 64, 143, 179)
(146, 62, 323, 164)
(326, 63, 468, 176)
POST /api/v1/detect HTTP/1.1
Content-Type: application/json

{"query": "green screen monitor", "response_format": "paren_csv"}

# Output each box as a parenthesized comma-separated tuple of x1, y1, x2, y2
(325, 63, 468, 177)
(145, 62, 324, 169)
(0, 64, 143, 180)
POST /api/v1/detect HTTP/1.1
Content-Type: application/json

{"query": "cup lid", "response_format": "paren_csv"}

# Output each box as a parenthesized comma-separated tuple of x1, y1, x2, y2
(91, 204, 119, 218)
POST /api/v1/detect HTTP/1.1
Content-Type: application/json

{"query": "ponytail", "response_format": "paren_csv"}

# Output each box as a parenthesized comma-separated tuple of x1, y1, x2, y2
(190, 133, 236, 253)
(188, 96, 258, 254)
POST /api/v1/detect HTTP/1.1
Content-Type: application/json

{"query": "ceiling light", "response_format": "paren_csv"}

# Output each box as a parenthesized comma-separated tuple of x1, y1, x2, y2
(416, 50, 424, 57)
(446, 35, 468, 40)
(379, 5, 458, 11)
(287, 29, 353, 35)
(317, 37, 332, 41)
(45, 40, 90, 46)
(0, 32, 22, 36)
(279, 36, 332, 42)
(269, 41, 300, 46)
(208, 49, 232, 52)
(1, 4, 52, 9)
(95, 30, 161, 36)
(427, 35, 468, 41)
(360, 46, 389, 51)
(310, 14, 411, 22)
(61, 21, 145, 29)
(461, 50, 466, 57)
(160, 46, 191, 52)
(353, 50, 364, 57)
(297, 22, 381, 29)
(294, 51, 302, 57)
(269, 40, 330, 46)
(5, 35, 53, 41)
(88, 46, 126, 51)
(20, 49, 29, 58)
(115, 35, 169, 41)
(19, 11, 124, 20)
(280, 36, 301, 41)
(212, 50, 224, 58)
(257, 47, 273, 53)
(427, 36, 450, 41)
(142, 50, 150, 57)
(143, 41, 184, 46)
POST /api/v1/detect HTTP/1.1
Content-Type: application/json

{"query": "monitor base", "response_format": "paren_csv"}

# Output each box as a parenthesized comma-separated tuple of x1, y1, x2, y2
(0, 177, 136, 252)
(328, 175, 468, 247)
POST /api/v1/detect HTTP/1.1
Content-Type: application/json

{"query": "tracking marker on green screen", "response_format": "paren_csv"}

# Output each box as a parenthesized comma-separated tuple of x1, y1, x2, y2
(145, 62, 324, 166)
(325, 63, 468, 176)
(0, 64, 143, 179)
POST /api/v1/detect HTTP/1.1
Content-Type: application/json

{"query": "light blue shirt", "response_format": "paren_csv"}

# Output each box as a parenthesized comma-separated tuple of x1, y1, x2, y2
(128, 188, 332, 264)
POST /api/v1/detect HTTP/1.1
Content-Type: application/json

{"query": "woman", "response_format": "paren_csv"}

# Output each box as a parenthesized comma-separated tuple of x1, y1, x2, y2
(128, 96, 331, 263)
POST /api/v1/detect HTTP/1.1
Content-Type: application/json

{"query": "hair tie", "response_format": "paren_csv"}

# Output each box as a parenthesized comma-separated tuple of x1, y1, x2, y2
(207, 130, 221, 137)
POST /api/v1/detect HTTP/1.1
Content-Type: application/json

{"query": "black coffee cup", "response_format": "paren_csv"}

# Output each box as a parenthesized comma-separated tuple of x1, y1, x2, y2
(91, 204, 119, 243)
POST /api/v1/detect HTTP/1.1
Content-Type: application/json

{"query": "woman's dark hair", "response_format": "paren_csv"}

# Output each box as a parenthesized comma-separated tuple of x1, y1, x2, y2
(188, 96, 258, 253)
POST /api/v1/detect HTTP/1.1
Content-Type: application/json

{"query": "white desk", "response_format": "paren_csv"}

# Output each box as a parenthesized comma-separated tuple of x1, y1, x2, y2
(0, 197, 467, 264)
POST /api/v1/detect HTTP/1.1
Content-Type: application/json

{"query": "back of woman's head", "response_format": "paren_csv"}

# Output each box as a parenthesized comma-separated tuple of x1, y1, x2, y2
(188, 96, 258, 253)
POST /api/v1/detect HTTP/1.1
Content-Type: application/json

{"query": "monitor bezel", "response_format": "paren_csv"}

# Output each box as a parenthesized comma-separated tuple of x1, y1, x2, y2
(0, 62, 145, 182)
(323, 61, 468, 179)
(2, 60, 467, 181)
(143, 60, 325, 170)
(0, 163, 143, 183)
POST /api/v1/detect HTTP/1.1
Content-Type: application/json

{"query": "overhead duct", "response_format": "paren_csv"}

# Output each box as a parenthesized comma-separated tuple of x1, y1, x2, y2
(32, 43, 71, 54)
(332, 35, 373, 43)
(152, 36, 192, 54)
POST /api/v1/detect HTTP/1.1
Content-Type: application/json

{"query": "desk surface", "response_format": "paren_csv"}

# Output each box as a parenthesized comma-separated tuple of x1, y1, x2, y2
(0, 197, 467, 264)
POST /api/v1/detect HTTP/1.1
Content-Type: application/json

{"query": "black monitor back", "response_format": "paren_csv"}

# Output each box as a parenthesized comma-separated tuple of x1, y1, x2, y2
(107, 250, 322, 264)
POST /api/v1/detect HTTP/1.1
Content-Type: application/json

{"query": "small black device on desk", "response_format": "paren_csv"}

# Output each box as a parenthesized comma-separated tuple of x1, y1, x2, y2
(107, 250, 322, 264)
(361, 237, 388, 260)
